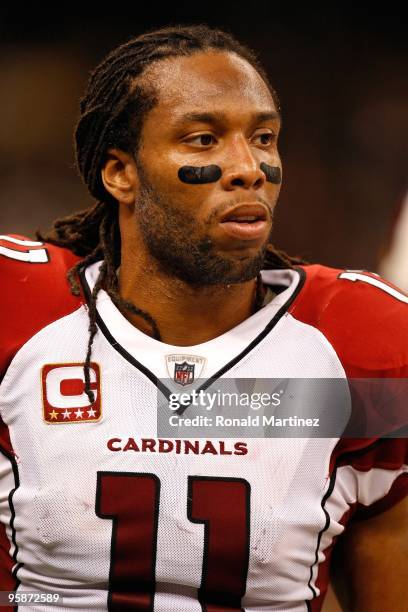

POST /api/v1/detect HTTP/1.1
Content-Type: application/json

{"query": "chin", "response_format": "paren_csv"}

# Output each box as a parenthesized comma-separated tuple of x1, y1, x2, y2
(211, 251, 265, 286)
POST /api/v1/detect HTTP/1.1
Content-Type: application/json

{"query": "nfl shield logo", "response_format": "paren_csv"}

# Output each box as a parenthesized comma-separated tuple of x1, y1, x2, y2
(174, 361, 195, 386)
(165, 353, 206, 386)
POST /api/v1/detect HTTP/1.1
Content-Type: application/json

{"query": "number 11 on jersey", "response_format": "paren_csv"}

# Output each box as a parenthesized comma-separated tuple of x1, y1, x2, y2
(96, 472, 251, 611)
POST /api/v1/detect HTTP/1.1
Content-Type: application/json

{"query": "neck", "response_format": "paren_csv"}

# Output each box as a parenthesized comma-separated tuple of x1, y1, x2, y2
(117, 249, 261, 346)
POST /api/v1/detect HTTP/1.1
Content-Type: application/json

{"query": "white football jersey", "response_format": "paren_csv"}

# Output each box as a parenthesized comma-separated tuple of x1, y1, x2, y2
(0, 235, 407, 611)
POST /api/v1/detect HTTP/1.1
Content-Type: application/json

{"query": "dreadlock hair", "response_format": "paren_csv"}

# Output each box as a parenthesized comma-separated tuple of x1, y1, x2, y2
(37, 24, 306, 403)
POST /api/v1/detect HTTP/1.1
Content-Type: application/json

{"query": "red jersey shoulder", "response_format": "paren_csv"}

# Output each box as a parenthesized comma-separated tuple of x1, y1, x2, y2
(290, 264, 408, 376)
(0, 235, 83, 379)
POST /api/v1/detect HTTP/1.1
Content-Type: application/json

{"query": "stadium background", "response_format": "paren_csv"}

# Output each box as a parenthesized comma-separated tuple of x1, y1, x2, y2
(1, 5, 407, 610)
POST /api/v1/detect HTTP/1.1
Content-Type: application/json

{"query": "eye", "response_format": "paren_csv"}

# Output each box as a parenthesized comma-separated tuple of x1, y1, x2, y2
(185, 133, 217, 147)
(253, 132, 276, 146)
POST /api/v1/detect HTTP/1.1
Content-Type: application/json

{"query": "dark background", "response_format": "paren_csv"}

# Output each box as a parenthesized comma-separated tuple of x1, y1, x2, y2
(1, 5, 407, 271)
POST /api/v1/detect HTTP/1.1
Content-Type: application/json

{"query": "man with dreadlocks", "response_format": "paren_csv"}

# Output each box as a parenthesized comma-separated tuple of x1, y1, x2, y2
(0, 24, 407, 612)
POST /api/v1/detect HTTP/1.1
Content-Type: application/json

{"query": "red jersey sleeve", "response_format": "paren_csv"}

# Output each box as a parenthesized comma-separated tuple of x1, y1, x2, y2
(290, 264, 408, 517)
(0, 234, 83, 381)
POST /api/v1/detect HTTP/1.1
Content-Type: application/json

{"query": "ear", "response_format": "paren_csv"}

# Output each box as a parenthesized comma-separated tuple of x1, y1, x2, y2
(101, 148, 139, 205)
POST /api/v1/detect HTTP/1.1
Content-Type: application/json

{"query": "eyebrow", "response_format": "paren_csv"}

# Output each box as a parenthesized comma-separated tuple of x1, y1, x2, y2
(174, 110, 281, 128)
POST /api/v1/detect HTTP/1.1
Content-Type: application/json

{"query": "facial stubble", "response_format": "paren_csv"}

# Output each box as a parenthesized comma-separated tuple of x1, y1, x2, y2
(135, 165, 272, 287)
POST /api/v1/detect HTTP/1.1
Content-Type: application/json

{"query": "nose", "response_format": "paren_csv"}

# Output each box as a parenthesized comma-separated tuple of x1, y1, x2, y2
(220, 135, 266, 191)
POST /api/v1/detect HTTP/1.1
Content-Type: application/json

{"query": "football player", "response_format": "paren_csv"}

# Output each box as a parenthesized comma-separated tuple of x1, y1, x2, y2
(1, 25, 407, 611)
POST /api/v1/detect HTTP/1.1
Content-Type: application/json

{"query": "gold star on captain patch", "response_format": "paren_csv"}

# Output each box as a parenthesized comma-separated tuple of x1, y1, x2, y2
(49, 410, 58, 420)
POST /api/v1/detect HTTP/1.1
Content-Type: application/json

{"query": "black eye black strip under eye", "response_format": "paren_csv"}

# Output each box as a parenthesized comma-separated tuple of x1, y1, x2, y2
(260, 163, 281, 184)
(177, 163, 281, 184)
(178, 165, 222, 184)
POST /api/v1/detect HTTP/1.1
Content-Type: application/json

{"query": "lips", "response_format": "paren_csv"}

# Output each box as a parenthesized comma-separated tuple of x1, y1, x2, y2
(220, 203, 267, 223)
(219, 203, 269, 241)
